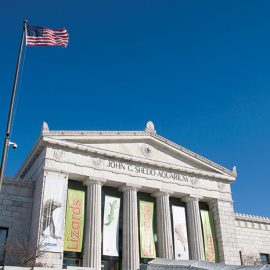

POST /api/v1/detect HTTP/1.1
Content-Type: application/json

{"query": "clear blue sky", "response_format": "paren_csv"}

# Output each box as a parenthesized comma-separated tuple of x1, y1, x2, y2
(1, 1, 270, 217)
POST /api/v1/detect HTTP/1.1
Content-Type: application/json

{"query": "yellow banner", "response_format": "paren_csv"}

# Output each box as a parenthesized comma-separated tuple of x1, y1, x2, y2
(64, 189, 85, 252)
(200, 210, 218, 262)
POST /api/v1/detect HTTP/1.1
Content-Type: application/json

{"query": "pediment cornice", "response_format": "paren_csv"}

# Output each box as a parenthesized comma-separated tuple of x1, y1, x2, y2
(16, 129, 236, 183)
(47, 137, 235, 182)
(44, 130, 235, 176)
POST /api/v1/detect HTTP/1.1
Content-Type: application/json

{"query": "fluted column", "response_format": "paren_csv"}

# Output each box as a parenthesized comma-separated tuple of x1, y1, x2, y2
(152, 191, 173, 259)
(183, 195, 205, 260)
(83, 178, 106, 270)
(119, 184, 141, 270)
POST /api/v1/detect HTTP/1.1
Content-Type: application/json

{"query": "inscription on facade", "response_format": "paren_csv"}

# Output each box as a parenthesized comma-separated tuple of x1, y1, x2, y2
(104, 159, 197, 184)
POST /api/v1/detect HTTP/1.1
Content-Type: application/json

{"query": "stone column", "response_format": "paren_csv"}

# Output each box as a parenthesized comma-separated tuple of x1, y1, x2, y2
(152, 191, 173, 259)
(183, 195, 205, 260)
(83, 178, 106, 270)
(119, 184, 141, 270)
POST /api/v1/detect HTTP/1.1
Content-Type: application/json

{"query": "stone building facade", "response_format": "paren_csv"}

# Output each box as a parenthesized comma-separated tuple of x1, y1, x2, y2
(0, 121, 269, 270)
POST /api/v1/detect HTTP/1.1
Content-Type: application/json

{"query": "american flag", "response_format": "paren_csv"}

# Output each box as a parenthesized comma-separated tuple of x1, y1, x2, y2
(26, 25, 69, 48)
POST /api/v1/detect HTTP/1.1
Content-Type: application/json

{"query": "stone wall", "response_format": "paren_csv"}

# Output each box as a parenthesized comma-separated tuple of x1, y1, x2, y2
(235, 213, 270, 264)
(0, 178, 33, 242)
(209, 199, 241, 265)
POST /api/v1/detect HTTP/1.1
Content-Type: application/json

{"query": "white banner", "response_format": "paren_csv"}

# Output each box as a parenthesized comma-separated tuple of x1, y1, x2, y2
(172, 205, 189, 260)
(102, 195, 121, 256)
(40, 171, 68, 252)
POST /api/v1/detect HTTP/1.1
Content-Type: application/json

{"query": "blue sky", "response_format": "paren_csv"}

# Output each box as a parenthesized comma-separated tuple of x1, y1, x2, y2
(1, 1, 270, 217)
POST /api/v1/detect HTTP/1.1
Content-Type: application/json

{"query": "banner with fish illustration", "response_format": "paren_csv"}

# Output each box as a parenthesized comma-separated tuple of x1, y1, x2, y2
(64, 189, 85, 252)
(200, 209, 218, 262)
(102, 195, 121, 256)
(139, 201, 156, 258)
(172, 205, 189, 260)
(40, 171, 68, 252)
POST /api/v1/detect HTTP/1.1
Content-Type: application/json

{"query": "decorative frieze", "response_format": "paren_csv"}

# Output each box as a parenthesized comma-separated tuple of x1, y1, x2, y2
(91, 157, 199, 186)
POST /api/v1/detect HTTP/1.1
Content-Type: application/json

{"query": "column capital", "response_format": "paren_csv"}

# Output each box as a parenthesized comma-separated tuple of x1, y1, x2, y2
(83, 176, 106, 186)
(151, 189, 173, 198)
(43, 167, 69, 178)
(182, 194, 203, 203)
(119, 183, 141, 192)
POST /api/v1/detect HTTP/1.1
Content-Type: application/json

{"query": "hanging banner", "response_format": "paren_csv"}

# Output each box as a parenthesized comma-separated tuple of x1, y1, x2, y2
(40, 172, 68, 252)
(200, 210, 218, 262)
(64, 189, 85, 252)
(102, 195, 121, 256)
(172, 205, 189, 260)
(139, 201, 156, 258)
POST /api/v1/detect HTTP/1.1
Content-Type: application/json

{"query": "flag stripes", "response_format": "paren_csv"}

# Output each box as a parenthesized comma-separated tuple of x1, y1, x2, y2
(26, 25, 69, 48)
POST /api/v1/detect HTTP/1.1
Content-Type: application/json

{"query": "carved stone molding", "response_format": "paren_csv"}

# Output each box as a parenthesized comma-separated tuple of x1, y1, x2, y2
(141, 144, 154, 158)
(190, 176, 200, 187)
(91, 157, 104, 169)
(53, 149, 65, 162)
(217, 182, 225, 191)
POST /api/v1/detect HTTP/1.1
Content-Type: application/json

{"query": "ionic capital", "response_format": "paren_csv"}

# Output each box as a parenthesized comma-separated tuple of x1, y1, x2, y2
(119, 183, 141, 192)
(151, 189, 173, 198)
(83, 176, 106, 187)
(182, 194, 203, 203)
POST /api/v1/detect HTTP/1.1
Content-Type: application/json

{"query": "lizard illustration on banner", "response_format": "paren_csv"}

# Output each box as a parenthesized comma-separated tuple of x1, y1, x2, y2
(104, 199, 118, 226)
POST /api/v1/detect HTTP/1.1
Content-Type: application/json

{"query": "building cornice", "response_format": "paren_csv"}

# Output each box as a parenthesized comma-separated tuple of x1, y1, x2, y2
(235, 212, 270, 224)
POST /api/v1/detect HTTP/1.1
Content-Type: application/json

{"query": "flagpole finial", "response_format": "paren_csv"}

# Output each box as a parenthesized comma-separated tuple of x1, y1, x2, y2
(23, 20, 28, 31)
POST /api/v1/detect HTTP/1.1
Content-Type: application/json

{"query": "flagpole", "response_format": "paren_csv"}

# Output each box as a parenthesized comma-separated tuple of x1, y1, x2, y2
(0, 20, 28, 191)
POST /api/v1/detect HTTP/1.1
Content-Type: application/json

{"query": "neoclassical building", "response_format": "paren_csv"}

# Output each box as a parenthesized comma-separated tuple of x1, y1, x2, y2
(0, 121, 269, 270)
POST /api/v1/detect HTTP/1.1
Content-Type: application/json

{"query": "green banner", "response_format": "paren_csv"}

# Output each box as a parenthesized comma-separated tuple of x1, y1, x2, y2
(139, 200, 156, 258)
(200, 210, 218, 262)
(64, 189, 85, 252)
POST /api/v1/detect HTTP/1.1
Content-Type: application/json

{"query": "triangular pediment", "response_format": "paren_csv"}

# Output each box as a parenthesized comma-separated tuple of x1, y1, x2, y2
(41, 130, 235, 180)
